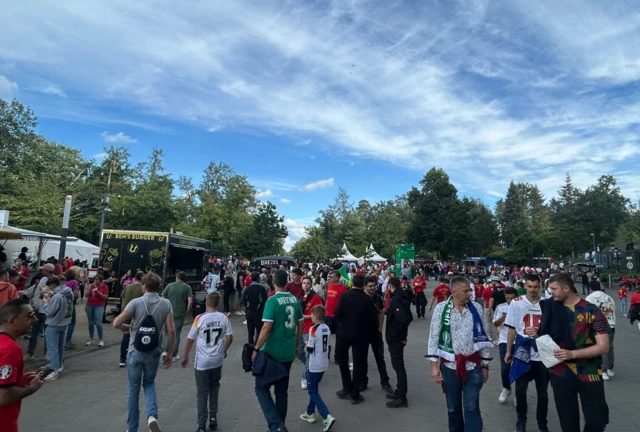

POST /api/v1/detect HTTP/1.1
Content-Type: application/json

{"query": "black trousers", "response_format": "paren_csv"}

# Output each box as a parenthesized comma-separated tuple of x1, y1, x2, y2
(549, 373, 608, 432)
(388, 341, 407, 398)
(335, 337, 368, 398)
(223, 289, 233, 313)
(415, 292, 427, 318)
(515, 360, 549, 428)
(363, 331, 390, 386)
(246, 311, 263, 345)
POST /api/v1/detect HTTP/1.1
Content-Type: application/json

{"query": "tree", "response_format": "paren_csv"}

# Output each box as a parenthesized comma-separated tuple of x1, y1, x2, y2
(499, 181, 529, 248)
(238, 202, 288, 257)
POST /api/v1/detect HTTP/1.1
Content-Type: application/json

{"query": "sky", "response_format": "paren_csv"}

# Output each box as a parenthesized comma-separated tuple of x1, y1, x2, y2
(1, 1, 640, 249)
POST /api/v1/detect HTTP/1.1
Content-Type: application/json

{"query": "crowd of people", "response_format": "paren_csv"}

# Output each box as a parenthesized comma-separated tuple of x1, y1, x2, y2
(0, 253, 638, 432)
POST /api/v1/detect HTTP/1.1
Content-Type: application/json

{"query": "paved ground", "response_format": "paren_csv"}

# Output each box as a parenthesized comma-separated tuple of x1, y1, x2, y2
(19, 288, 638, 432)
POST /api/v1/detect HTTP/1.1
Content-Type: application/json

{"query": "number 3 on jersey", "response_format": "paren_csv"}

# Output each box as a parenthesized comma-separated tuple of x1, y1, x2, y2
(284, 305, 295, 329)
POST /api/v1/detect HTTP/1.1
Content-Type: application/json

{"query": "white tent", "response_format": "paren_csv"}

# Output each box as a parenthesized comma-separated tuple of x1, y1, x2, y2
(335, 243, 359, 262)
(363, 244, 387, 262)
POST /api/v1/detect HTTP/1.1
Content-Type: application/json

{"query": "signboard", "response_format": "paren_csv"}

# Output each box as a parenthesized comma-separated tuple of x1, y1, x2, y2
(627, 262, 633, 270)
(395, 244, 415, 276)
(169, 234, 211, 251)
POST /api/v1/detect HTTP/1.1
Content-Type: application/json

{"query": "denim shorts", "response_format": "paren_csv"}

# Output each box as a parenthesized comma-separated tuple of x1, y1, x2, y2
(237, 287, 243, 299)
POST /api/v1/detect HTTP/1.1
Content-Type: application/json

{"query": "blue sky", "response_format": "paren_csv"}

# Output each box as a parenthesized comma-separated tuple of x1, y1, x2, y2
(2, 1, 640, 249)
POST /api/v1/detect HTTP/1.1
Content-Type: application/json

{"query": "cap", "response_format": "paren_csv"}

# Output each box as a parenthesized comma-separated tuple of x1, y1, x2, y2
(40, 263, 55, 272)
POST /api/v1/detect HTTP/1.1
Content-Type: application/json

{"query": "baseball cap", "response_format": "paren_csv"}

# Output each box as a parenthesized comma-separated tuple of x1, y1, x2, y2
(40, 263, 55, 272)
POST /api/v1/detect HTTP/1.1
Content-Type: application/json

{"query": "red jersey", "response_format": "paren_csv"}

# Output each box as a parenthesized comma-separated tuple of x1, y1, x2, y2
(618, 287, 628, 300)
(473, 283, 484, 299)
(285, 282, 303, 300)
(481, 286, 493, 307)
(86, 284, 109, 307)
(413, 278, 426, 293)
(0, 334, 25, 432)
(244, 275, 253, 287)
(631, 292, 640, 305)
(325, 283, 346, 317)
(432, 284, 452, 304)
(12, 267, 29, 291)
(301, 292, 323, 333)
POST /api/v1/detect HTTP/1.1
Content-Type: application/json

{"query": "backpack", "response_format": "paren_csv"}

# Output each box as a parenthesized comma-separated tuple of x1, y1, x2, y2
(133, 298, 161, 352)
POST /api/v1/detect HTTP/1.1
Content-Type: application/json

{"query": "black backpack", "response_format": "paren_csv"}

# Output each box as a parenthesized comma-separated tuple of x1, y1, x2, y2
(133, 299, 161, 352)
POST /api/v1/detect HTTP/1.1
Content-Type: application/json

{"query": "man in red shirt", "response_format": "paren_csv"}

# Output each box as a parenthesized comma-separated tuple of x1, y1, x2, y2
(412, 272, 427, 319)
(0, 299, 45, 431)
(324, 270, 346, 360)
(285, 268, 304, 300)
(11, 260, 29, 292)
(428, 277, 451, 311)
(298, 276, 323, 389)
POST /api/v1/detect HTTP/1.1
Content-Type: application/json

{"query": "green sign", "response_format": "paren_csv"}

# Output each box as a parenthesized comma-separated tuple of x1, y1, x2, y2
(395, 244, 415, 276)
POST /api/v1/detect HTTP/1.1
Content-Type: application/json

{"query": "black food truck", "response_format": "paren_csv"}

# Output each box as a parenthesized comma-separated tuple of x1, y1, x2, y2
(99, 229, 211, 303)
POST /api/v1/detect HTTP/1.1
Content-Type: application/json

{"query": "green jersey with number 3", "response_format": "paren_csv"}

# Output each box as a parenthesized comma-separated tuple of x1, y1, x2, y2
(261, 291, 303, 362)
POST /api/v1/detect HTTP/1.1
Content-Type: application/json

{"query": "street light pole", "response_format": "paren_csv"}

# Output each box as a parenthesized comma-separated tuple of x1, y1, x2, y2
(591, 233, 596, 262)
(98, 156, 117, 250)
(58, 192, 72, 262)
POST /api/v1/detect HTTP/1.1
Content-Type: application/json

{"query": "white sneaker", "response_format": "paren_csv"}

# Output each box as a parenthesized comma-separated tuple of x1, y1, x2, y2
(98, 340, 105, 347)
(161, 351, 168, 361)
(606, 370, 615, 377)
(241, 310, 246, 315)
(299, 412, 316, 423)
(148, 416, 160, 432)
(172, 355, 180, 362)
(242, 320, 247, 325)
(602, 372, 610, 381)
(349, 362, 353, 371)
(498, 388, 511, 404)
(234, 311, 243, 316)
(301, 378, 307, 390)
(59, 365, 64, 373)
(44, 371, 59, 381)
(85, 340, 93, 346)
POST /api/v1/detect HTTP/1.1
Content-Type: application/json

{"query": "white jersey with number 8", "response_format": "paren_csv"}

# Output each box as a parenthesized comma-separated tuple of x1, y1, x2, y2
(307, 323, 331, 373)
(188, 311, 233, 371)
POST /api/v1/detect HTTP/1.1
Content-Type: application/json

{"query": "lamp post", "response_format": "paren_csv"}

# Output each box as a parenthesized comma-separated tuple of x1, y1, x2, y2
(98, 156, 117, 249)
(590, 233, 596, 263)
(57, 168, 87, 262)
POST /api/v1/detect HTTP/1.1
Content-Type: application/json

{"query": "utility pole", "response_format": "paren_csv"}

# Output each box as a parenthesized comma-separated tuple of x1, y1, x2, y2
(58, 168, 87, 262)
(98, 156, 117, 250)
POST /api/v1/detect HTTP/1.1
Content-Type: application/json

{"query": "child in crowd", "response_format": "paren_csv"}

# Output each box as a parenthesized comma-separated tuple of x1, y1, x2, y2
(299, 305, 336, 432)
(182, 292, 233, 432)
(618, 283, 628, 317)
(493, 287, 517, 405)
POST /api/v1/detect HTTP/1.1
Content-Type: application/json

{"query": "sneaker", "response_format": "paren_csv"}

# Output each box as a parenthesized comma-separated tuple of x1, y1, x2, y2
(172, 355, 180, 362)
(241, 310, 246, 315)
(161, 351, 168, 361)
(322, 415, 336, 432)
(350, 395, 364, 405)
(23, 353, 34, 362)
(194, 429, 205, 432)
(499, 388, 511, 404)
(234, 311, 243, 316)
(301, 378, 307, 390)
(85, 340, 93, 346)
(148, 416, 161, 432)
(386, 397, 408, 408)
(381, 382, 394, 394)
(59, 365, 64, 373)
(385, 393, 398, 400)
(242, 320, 247, 325)
(64, 343, 76, 349)
(607, 370, 615, 377)
(24, 334, 32, 339)
(349, 362, 353, 371)
(336, 390, 351, 400)
(209, 416, 217, 430)
(44, 371, 59, 381)
(119, 362, 127, 368)
(299, 412, 316, 423)
(98, 340, 105, 347)
(602, 372, 610, 381)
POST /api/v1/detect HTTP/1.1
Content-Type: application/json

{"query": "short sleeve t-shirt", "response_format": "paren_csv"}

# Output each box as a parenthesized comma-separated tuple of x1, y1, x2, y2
(413, 278, 426, 293)
(493, 302, 510, 344)
(0, 333, 24, 432)
(618, 288, 627, 300)
(125, 293, 173, 353)
(261, 292, 303, 362)
(285, 281, 303, 300)
(325, 283, 346, 317)
(86, 284, 109, 307)
(162, 281, 193, 318)
(307, 323, 331, 373)
(504, 296, 542, 361)
(549, 299, 610, 382)
(432, 285, 452, 304)
(123, 282, 144, 306)
(188, 311, 233, 370)
(490, 287, 506, 311)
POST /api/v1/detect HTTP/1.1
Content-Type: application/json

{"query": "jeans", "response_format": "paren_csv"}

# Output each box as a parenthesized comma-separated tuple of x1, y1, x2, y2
(498, 343, 511, 390)
(298, 333, 309, 379)
(162, 315, 184, 356)
(363, 331, 390, 386)
(620, 298, 628, 315)
(120, 318, 132, 363)
(28, 312, 47, 355)
(388, 341, 407, 398)
(549, 373, 609, 432)
(86, 304, 105, 340)
(45, 325, 66, 371)
(515, 360, 549, 429)
(335, 337, 368, 398)
(247, 311, 263, 345)
(602, 329, 615, 371)
(65, 303, 76, 345)
(255, 360, 292, 432)
(195, 366, 222, 429)
(306, 371, 329, 418)
(441, 365, 484, 432)
(127, 348, 162, 432)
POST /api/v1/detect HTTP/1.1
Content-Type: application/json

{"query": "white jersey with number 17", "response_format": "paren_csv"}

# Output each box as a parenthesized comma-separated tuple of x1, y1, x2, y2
(188, 311, 233, 371)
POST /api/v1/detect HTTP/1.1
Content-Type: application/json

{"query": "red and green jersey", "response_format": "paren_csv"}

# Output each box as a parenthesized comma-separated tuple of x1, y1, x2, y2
(549, 299, 610, 382)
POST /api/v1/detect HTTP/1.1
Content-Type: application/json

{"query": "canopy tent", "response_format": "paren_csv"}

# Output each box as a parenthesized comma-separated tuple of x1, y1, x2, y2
(362, 244, 387, 262)
(0, 226, 23, 240)
(0, 225, 83, 269)
(336, 243, 359, 262)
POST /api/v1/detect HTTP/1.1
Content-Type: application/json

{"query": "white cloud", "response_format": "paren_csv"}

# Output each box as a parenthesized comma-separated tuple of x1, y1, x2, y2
(283, 218, 310, 250)
(250, 179, 299, 191)
(303, 178, 334, 192)
(256, 189, 273, 198)
(0, 75, 18, 99)
(37, 84, 67, 98)
(101, 131, 137, 143)
(280, 198, 291, 204)
(93, 152, 108, 160)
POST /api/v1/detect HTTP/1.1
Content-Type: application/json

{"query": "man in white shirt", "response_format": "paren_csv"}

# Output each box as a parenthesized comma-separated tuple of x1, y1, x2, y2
(585, 280, 616, 380)
(504, 274, 549, 432)
(181, 292, 233, 432)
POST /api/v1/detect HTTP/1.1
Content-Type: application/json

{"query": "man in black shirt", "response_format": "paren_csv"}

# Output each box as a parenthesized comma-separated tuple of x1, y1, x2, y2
(363, 276, 393, 394)
(385, 276, 412, 408)
(98, 262, 116, 323)
(334, 275, 378, 405)
(243, 271, 267, 345)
